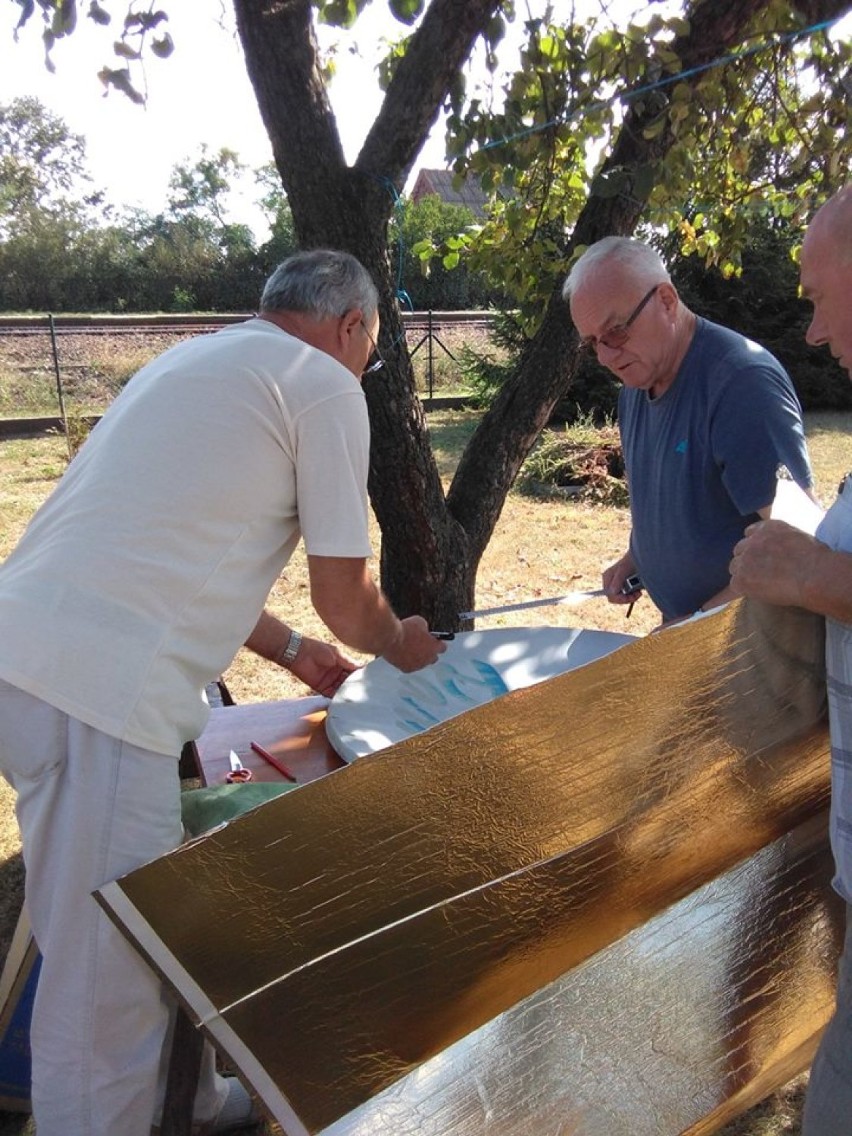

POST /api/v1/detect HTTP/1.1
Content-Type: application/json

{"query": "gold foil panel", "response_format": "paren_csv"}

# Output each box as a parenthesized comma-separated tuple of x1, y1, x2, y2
(324, 812, 842, 1136)
(97, 599, 833, 1134)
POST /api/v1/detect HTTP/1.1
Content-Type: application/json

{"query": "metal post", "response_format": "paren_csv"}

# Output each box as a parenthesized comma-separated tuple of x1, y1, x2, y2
(427, 309, 434, 400)
(48, 314, 65, 419)
(47, 314, 72, 459)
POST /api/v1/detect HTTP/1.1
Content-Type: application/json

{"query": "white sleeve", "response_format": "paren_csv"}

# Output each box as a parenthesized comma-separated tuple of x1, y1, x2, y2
(293, 391, 373, 558)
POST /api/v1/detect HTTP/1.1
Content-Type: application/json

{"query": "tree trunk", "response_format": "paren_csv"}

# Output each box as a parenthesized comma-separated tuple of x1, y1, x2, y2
(233, 0, 502, 624)
(232, 0, 848, 629)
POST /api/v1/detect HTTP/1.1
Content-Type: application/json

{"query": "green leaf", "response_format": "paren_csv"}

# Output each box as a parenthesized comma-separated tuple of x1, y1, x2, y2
(644, 14, 664, 36)
(486, 14, 505, 48)
(151, 33, 174, 59)
(656, 48, 681, 71)
(389, 0, 423, 25)
(539, 35, 558, 60)
(668, 102, 689, 132)
(98, 66, 145, 104)
(410, 238, 435, 261)
(642, 115, 666, 140)
(317, 0, 358, 29)
(113, 39, 141, 61)
(52, 0, 77, 38)
(42, 26, 57, 71)
(87, 1, 111, 27)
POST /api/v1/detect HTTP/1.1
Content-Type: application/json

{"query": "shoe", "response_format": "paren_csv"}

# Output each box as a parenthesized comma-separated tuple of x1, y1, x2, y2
(194, 1076, 262, 1134)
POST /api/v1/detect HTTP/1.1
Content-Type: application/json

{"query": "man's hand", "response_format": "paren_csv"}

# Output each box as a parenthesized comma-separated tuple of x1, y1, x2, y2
(381, 615, 447, 672)
(729, 519, 821, 609)
(602, 550, 643, 606)
(288, 637, 359, 697)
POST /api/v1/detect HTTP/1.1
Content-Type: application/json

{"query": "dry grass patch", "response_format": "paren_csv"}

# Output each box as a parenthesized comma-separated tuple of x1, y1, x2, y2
(0, 437, 68, 554)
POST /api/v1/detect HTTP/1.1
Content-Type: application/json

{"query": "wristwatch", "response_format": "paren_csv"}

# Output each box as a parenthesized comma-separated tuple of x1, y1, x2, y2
(277, 629, 302, 668)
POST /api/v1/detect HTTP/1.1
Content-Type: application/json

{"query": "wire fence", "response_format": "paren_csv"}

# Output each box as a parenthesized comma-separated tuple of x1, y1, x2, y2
(0, 312, 493, 437)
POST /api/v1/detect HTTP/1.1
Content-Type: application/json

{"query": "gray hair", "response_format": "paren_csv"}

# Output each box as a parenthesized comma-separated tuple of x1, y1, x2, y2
(260, 249, 379, 321)
(562, 236, 671, 301)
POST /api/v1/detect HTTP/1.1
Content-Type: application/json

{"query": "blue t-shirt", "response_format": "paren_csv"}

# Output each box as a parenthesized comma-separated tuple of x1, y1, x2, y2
(619, 317, 812, 622)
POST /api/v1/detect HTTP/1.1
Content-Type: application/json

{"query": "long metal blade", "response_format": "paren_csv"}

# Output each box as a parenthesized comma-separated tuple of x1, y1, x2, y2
(459, 590, 606, 622)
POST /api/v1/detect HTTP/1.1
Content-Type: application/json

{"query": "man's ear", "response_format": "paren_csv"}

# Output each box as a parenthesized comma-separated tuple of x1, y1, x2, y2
(338, 308, 363, 347)
(658, 282, 679, 314)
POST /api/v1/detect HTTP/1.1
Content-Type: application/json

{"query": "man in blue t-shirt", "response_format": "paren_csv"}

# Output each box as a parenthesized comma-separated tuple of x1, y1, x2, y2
(562, 236, 814, 626)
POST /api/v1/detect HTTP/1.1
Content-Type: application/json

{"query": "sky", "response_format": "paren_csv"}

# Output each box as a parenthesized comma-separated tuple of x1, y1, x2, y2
(2, 4, 850, 238)
(0, 3, 459, 235)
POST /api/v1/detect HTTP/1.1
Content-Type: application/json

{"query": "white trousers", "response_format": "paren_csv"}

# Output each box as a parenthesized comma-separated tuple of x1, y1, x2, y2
(0, 678, 227, 1136)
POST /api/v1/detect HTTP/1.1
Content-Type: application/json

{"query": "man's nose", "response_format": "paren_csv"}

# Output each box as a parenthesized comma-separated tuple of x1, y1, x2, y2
(805, 312, 825, 347)
(596, 340, 624, 368)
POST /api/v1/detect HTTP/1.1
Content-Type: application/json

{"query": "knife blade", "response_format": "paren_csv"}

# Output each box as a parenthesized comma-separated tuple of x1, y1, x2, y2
(458, 591, 605, 621)
(459, 575, 642, 622)
(226, 750, 253, 782)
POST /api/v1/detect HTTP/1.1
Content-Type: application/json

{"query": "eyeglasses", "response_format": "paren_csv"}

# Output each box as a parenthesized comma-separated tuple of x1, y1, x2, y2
(580, 283, 660, 353)
(360, 321, 385, 376)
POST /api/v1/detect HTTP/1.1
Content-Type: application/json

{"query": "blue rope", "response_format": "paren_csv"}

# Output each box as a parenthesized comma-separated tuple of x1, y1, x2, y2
(366, 172, 415, 311)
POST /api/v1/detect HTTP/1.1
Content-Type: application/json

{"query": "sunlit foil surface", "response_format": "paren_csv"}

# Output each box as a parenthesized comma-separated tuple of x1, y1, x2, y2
(325, 812, 841, 1136)
(97, 600, 836, 1134)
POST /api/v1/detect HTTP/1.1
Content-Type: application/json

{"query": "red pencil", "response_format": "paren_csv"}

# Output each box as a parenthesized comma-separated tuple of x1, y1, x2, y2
(250, 741, 298, 783)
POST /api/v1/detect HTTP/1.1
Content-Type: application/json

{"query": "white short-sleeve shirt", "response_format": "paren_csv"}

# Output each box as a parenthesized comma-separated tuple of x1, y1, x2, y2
(0, 319, 372, 754)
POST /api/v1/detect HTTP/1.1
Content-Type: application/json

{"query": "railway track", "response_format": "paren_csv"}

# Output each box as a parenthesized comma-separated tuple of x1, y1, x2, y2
(0, 311, 495, 337)
(0, 312, 487, 438)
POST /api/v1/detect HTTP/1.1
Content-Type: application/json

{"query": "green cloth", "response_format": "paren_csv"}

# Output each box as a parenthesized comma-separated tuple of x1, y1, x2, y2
(181, 782, 297, 837)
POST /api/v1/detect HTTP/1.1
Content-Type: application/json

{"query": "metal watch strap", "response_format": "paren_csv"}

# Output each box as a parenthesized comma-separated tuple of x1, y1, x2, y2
(278, 629, 302, 668)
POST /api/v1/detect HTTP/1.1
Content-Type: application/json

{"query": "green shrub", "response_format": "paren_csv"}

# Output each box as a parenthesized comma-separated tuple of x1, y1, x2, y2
(518, 418, 629, 505)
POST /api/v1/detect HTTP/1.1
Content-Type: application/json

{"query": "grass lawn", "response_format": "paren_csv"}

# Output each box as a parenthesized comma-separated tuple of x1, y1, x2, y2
(0, 409, 849, 1135)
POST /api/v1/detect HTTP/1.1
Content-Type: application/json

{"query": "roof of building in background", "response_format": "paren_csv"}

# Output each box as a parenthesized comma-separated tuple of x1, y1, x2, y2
(410, 168, 490, 220)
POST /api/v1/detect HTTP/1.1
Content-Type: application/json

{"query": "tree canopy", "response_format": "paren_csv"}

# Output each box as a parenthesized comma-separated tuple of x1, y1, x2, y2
(0, 98, 269, 310)
(9, 0, 852, 628)
(0, 94, 99, 236)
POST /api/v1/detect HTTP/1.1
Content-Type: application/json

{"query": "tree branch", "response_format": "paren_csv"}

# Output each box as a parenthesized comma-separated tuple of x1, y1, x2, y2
(233, 0, 348, 211)
(356, 0, 505, 188)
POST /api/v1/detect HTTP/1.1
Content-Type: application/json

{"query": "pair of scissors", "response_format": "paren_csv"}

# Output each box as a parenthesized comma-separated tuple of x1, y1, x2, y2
(226, 750, 253, 783)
